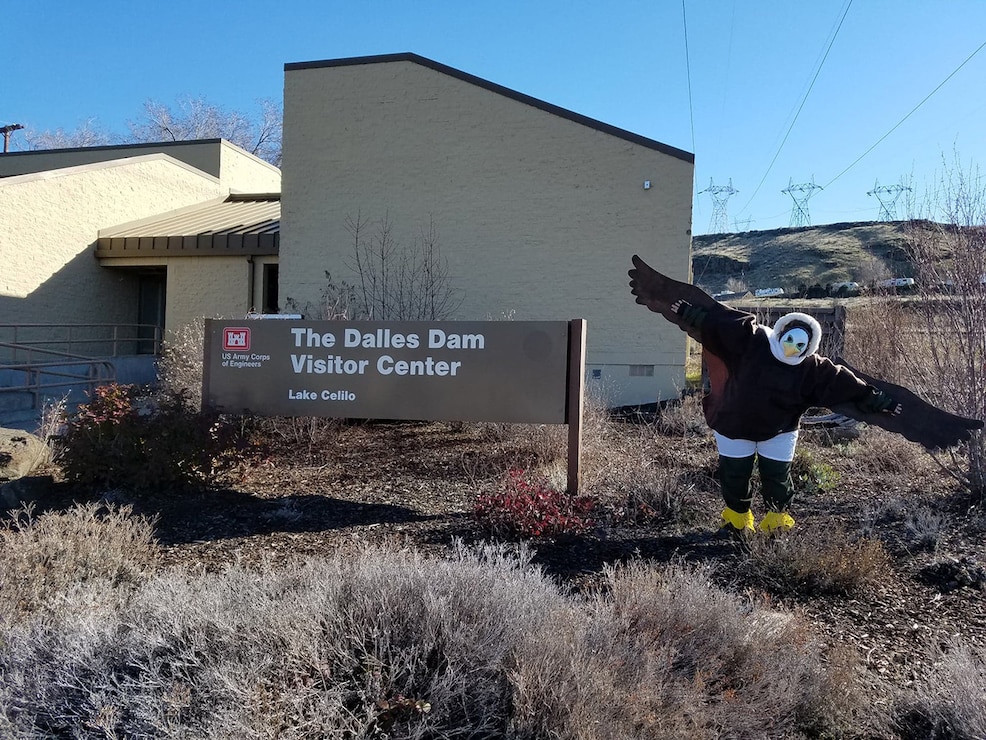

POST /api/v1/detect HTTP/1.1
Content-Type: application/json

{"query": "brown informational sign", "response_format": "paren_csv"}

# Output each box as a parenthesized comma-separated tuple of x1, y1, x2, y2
(203, 319, 575, 424)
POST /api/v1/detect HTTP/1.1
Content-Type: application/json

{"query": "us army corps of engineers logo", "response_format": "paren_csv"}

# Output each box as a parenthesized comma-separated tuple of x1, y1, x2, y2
(220, 327, 271, 368)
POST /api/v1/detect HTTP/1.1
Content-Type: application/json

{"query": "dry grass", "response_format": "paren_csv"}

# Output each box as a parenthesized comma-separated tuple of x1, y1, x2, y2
(1, 413, 984, 738)
(0, 502, 159, 631)
(0, 529, 881, 739)
(691, 220, 918, 294)
(896, 639, 986, 739)
(742, 524, 892, 597)
(5, 299, 986, 737)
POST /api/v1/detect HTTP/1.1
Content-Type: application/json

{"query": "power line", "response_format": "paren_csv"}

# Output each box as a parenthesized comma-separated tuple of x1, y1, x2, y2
(822, 37, 986, 188)
(681, 0, 696, 155)
(737, 0, 854, 217)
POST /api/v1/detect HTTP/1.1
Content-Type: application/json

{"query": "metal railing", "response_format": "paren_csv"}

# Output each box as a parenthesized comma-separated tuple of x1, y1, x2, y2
(0, 323, 161, 413)
(0, 342, 116, 409)
(0, 323, 162, 361)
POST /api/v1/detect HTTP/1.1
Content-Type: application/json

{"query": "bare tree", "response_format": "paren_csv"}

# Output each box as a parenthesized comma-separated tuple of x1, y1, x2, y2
(18, 96, 282, 165)
(283, 271, 358, 321)
(856, 157, 986, 495)
(22, 118, 114, 149)
(346, 213, 462, 321)
(127, 96, 282, 165)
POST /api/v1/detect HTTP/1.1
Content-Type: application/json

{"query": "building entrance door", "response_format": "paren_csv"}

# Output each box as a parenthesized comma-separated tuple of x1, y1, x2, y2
(137, 271, 166, 354)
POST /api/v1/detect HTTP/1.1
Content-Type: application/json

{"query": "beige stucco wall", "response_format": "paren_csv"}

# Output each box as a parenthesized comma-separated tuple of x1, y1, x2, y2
(101, 255, 254, 337)
(168, 257, 252, 332)
(0, 154, 225, 328)
(218, 141, 281, 193)
(281, 57, 694, 406)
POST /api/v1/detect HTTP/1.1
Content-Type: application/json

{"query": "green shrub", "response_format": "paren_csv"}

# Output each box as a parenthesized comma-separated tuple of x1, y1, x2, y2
(59, 383, 241, 493)
(792, 448, 841, 495)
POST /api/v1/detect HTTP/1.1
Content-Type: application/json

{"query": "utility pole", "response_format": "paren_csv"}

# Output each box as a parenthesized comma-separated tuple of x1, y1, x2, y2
(1, 123, 24, 153)
(867, 180, 911, 221)
(699, 178, 738, 234)
(782, 177, 823, 227)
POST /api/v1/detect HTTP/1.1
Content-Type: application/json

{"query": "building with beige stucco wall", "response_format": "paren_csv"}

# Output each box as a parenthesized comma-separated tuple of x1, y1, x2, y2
(280, 53, 694, 407)
(0, 140, 281, 348)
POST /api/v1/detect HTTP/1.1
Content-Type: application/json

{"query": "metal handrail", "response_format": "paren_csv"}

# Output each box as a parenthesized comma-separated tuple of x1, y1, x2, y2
(0, 323, 162, 358)
(0, 323, 158, 415)
(0, 347, 116, 410)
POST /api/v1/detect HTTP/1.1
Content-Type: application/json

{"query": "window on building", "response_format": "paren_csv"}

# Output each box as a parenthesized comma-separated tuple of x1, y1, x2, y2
(628, 365, 654, 377)
(262, 264, 279, 313)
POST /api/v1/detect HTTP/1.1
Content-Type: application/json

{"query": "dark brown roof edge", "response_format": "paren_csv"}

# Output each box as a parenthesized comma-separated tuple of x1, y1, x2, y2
(0, 139, 224, 159)
(228, 192, 281, 201)
(285, 53, 694, 164)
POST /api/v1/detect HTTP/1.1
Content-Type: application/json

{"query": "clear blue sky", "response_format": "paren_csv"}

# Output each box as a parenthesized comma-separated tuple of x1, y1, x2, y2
(3, 0, 984, 234)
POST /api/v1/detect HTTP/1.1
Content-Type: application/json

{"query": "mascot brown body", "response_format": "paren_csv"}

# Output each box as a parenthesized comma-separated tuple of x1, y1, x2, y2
(628, 254, 983, 535)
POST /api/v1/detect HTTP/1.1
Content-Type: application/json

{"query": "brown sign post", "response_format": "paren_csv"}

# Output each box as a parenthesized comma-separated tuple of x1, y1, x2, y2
(203, 318, 587, 492)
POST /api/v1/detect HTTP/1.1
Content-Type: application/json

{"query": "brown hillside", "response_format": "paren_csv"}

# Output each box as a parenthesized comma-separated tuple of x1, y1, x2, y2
(690, 220, 941, 295)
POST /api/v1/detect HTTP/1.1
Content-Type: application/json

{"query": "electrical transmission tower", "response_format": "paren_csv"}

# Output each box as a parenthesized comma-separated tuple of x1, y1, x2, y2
(867, 180, 911, 221)
(699, 178, 738, 234)
(782, 177, 823, 227)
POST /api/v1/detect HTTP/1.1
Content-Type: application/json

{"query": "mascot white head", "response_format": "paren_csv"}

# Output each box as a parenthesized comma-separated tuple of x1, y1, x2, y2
(768, 312, 822, 366)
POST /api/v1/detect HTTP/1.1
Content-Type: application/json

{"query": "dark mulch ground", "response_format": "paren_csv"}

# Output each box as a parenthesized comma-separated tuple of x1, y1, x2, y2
(12, 417, 986, 715)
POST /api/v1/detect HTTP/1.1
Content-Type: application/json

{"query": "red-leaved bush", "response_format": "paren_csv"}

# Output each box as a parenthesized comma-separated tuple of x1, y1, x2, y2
(473, 469, 595, 539)
(60, 383, 241, 493)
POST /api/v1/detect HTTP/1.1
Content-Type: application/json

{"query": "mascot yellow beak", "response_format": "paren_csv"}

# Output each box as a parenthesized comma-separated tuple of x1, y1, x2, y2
(781, 327, 810, 358)
(783, 338, 806, 357)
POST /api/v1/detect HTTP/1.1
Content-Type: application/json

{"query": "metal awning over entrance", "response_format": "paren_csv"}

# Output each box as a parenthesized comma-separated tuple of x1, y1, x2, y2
(96, 193, 280, 258)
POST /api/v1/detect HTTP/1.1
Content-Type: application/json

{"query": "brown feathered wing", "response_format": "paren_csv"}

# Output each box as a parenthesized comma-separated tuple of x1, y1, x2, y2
(829, 360, 983, 451)
(628, 254, 984, 452)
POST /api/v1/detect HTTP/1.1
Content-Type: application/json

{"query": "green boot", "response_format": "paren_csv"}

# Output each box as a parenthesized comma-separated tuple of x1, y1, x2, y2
(758, 456, 795, 528)
(718, 454, 756, 517)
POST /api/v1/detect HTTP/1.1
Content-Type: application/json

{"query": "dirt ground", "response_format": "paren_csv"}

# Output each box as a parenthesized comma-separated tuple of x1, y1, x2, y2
(18, 415, 986, 719)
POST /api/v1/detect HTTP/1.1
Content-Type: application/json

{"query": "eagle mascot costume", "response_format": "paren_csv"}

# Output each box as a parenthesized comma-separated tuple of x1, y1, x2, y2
(628, 254, 983, 536)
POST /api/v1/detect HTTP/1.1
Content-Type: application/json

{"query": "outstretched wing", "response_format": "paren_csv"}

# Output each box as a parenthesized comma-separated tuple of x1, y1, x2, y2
(628, 254, 741, 342)
(830, 359, 984, 451)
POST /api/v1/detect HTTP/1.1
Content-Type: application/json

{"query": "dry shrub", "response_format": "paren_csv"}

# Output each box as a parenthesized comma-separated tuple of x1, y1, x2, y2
(462, 392, 612, 485)
(743, 524, 891, 597)
(575, 559, 878, 738)
(896, 639, 986, 739)
(156, 319, 205, 409)
(836, 426, 935, 481)
(0, 543, 569, 737)
(0, 503, 158, 629)
(653, 392, 709, 437)
(843, 298, 920, 385)
(246, 415, 346, 461)
(0, 543, 881, 739)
